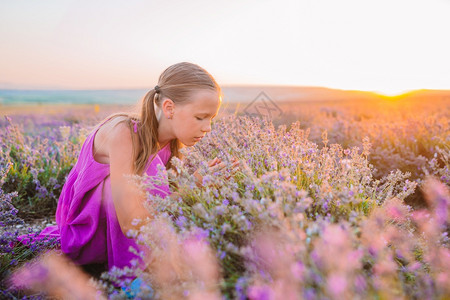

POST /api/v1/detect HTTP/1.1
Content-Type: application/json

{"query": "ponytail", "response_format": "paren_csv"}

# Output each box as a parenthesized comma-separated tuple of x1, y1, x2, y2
(134, 90, 161, 175)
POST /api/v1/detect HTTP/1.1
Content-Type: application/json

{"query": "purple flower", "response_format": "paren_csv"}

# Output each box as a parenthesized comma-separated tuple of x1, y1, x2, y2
(191, 228, 209, 241)
(355, 274, 367, 293)
(175, 216, 187, 228)
(10, 261, 49, 288)
(247, 284, 273, 300)
(303, 288, 316, 300)
(327, 274, 347, 297)
(235, 277, 248, 300)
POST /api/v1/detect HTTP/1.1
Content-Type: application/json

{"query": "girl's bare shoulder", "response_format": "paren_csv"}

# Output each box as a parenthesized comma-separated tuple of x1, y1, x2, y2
(93, 116, 134, 164)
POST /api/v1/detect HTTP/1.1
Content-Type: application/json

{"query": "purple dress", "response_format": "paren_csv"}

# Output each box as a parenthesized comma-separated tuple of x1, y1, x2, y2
(21, 117, 172, 270)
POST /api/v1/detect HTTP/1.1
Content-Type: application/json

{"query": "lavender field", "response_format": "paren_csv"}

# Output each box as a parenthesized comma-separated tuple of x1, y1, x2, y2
(1, 97, 449, 299)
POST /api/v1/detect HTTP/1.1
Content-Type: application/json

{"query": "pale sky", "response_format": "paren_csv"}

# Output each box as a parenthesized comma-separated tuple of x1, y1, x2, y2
(1, 0, 449, 95)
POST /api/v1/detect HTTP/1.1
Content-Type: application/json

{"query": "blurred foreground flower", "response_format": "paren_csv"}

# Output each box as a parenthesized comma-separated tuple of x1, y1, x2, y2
(243, 226, 302, 300)
(8, 250, 105, 300)
(136, 216, 222, 300)
(422, 176, 449, 230)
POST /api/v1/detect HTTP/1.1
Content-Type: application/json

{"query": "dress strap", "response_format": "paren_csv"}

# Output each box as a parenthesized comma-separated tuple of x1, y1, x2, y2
(130, 119, 139, 133)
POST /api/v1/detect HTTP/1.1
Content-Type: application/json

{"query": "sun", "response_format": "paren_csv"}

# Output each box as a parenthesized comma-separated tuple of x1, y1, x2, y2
(372, 88, 413, 97)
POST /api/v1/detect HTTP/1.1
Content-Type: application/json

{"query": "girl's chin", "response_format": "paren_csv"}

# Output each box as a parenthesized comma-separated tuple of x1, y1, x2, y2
(179, 137, 201, 147)
(182, 140, 197, 147)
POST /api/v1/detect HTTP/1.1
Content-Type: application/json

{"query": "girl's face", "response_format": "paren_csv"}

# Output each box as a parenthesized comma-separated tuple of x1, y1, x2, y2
(170, 89, 221, 146)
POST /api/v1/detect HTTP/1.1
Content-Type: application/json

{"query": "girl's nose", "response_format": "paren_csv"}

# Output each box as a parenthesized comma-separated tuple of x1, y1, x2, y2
(202, 122, 212, 133)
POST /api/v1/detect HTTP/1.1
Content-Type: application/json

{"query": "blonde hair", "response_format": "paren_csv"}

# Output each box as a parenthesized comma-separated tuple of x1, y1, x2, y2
(93, 62, 222, 176)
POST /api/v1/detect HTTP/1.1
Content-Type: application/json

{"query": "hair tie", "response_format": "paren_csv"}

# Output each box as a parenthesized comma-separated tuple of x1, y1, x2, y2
(154, 85, 161, 94)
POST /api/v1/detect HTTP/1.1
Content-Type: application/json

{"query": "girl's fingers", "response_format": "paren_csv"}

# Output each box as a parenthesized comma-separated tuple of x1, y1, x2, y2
(207, 158, 240, 177)
(208, 157, 221, 167)
(210, 165, 223, 174)
(230, 160, 240, 172)
(208, 157, 239, 168)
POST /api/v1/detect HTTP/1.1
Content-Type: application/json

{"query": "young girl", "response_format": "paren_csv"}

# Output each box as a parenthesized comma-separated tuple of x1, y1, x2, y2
(30, 62, 239, 275)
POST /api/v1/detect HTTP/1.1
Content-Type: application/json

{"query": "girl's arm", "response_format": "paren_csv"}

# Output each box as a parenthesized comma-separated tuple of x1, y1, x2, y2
(108, 123, 152, 236)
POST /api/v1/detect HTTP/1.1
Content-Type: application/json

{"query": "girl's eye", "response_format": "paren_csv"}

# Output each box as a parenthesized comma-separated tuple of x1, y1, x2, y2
(196, 117, 203, 120)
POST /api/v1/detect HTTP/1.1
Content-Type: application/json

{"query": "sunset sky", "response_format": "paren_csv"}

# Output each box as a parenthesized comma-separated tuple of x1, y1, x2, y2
(1, 0, 449, 96)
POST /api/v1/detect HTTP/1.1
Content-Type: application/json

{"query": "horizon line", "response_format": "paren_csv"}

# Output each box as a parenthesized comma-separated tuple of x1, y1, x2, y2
(1, 84, 450, 94)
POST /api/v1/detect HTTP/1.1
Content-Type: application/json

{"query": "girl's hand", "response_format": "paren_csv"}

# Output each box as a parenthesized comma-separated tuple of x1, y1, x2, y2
(193, 156, 240, 188)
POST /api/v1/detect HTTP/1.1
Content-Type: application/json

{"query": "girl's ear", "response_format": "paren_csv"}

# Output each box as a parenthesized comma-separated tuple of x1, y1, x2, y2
(161, 98, 175, 117)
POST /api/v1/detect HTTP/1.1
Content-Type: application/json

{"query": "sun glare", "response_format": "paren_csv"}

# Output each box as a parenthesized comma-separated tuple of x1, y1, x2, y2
(373, 88, 413, 97)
